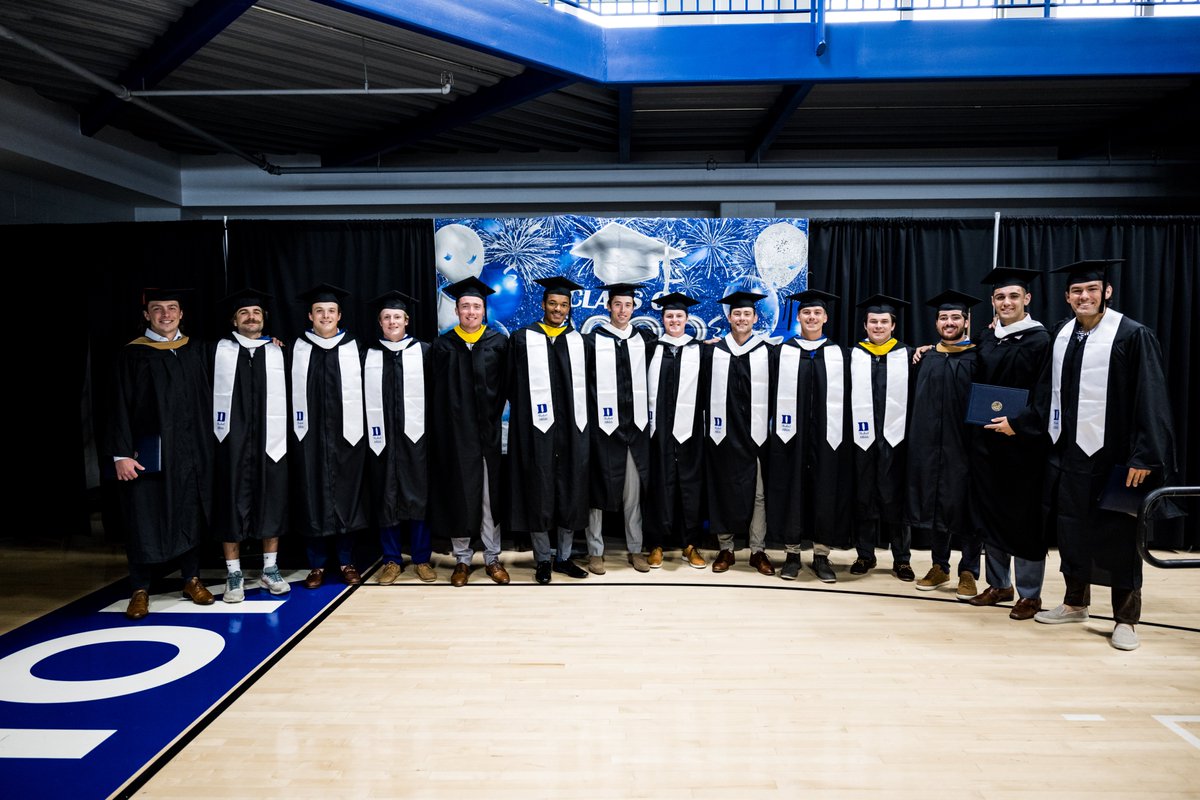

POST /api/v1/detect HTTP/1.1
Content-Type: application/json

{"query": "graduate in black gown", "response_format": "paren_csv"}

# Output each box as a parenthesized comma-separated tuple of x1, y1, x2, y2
(768, 289, 852, 584)
(706, 291, 775, 576)
(108, 288, 214, 620)
(848, 294, 915, 583)
(507, 277, 591, 584)
(290, 283, 368, 588)
(644, 292, 708, 570)
(364, 291, 435, 585)
(966, 268, 1051, 620)
(210, 288, 290, 603)
(584, 282, 654, 574)
(906, 290, 981, 599)
(1027, 260, 1177, 651)
(428, 277, 511, 587)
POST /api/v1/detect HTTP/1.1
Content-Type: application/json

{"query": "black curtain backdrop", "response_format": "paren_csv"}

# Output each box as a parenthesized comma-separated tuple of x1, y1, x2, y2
(224, 220, 437, 344)
(1, 215, 1193, 550)
(809, 215, 1198, 548)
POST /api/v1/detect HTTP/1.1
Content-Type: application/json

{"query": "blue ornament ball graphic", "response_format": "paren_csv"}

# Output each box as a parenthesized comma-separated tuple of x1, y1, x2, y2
(480, 263, 523, 322)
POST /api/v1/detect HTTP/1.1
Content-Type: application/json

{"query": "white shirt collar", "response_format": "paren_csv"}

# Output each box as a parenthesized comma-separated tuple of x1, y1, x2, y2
(993, 314, 1043, 339)
(144, 328, 182, 342)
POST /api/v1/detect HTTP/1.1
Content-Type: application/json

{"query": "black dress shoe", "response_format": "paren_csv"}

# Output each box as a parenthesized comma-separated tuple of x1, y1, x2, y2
(893, 563, 916, 582)
(849, 556, 877, 575)
(811, 555, 837, 583)
(779, 552, 802, 581)
(553, 559, 588, 579)
(535, 561, 552, 585)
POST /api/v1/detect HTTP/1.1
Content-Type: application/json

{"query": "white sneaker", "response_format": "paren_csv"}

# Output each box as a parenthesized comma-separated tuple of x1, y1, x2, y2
(1034, 604, 1089, 624)
(259, 567, 291, 595)
(223, 571, 245, 603)
(1111, 623, 1139, 651)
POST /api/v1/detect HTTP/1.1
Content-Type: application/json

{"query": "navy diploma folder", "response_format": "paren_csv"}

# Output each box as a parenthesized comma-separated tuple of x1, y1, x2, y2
(965, 383, 1029, 426)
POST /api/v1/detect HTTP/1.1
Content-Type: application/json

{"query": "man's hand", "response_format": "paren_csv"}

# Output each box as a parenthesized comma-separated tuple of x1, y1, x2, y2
(115, 458, 145, 481)
(912, 344, 932, 364)
(985, 416, 1015, 436)
(271, 337, 285, 348)
(1126, 467, 1151, 488)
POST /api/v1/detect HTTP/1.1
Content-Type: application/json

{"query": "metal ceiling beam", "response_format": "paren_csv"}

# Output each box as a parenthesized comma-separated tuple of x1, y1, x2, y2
(617, 87, 632, 164)
(80, 0, 256, 137)
(323, 68, 572, 167)
(745, 83, 813, 164)
(324, 1, 1200, 84)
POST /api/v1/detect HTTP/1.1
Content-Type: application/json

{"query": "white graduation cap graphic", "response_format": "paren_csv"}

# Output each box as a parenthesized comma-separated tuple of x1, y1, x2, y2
(571, 222, 686, 285)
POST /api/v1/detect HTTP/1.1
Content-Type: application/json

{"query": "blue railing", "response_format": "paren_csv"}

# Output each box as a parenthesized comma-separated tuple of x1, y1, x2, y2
(544, 0, 1200, 17)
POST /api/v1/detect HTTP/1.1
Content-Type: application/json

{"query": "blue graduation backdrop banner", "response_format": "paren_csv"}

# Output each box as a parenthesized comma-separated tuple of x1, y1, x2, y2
(433, 216, 810, 340)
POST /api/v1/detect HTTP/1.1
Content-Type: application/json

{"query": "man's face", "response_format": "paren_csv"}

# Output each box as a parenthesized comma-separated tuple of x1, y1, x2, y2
(378, 308, 408, 342)
(798, 305, 828, 339)
(456, 296, 485, 332)
(992, 284, 1031, 326)
(863, 312, 895, 345)
(144, 300, 182, 338)
(728, 306, 758, 337)
(232, 305, 264, 338)
(663, 309, 687, 338)
(1065, 280, 1111, 319)
(936, 309, 967, 342)
(308, 302, 342, 338)
(608, 295, 634, 329)
(542, 293, 570, 327)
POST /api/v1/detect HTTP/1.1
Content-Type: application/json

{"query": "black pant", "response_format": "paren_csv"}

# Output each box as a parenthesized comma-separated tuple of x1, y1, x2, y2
(1064, 573, 1142, 625)
(129, 547, 200, 591)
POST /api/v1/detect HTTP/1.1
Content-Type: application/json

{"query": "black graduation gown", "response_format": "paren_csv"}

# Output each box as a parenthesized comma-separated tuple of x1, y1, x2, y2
(644, 336, 709, 544)
(905, 344, 978, 534)
(210, 336, 289, 542)
(507, 324, 589, 533)
(851, 340, 914, 527)
(428, 326, 509, 539)
(1031, 315, 1176, 590)
(968, 324, 1051, 560)
(766, 339, 853, 547)
(586, 325, 652, 512)
(107, 337, 212, 564)
(704, 335, 772, 537)
(365, 338, 430, 527)
(289, 333, 368, 538)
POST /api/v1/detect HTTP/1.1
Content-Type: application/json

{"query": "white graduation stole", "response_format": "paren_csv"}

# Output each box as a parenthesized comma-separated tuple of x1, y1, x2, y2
(1050, 310, 1122, 456)
(775, 339, 844, 448)
(364, 338, 426, 454)
(527, 333, 555, 433)
(850, 347, 908, 450)
(648, 337, 700, 443)
(292, 332, 364, 446)
(213, 335, 286, 462)
(593, 329, 649, 436)
(565, 331, 588, 432)
(709, 335, 768, 446)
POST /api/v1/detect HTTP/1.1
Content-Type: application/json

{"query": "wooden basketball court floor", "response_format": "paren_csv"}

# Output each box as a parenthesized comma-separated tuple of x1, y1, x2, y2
(3, 541, 1198, 798)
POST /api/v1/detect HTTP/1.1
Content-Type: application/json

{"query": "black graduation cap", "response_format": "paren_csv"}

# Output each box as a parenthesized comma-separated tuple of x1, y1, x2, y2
(856, 293, 909, 316)
(298, 282, 350, 306)
(600, 282, 642, 299)
(141, 287, 192, 307)
(719, 290, 766, 310)
(652, 292, 700, 313)
(443, 276, 495, 301)
(1052, 259, 1124, 286)
(925, 289, 982, 312)
(535, 276, 583, 298)
(220, 287, 273, 316)
(979, 267, 1041, 291)
(369, 290, 417, 314)
(786, 289, 840, 310)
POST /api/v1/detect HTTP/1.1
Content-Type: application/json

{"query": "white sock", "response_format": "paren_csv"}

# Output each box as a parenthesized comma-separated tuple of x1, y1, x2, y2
(226, 559, 241, 575)
(263, 552, 278, 570)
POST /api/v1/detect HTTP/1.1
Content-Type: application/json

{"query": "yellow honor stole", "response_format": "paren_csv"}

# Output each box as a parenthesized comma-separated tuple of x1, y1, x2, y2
(129, 335, 190, 350)
(453, 324, 486, 343)
(859, 338, 897, 356)
(538, 322, 567, 338)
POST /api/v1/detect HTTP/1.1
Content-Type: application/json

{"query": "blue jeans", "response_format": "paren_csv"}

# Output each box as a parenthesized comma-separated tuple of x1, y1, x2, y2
(380, 520, 432, 564)
(983, 546, 1045, 599)
(305, 533, 354, 569)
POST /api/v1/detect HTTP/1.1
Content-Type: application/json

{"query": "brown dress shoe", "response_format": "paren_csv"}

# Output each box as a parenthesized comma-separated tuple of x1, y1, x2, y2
(341, 564, 362, 585)
(968, 585, 1015, 607)
(682, 545, 707, 569)
(126, 589, 150, 620)
(182, 577, 215, 605)
(1009, 597, 1043, 620)
(712, 549, 736, 573)
(451, 563, 470, 587)
(413, 562, 438, 583)
(647, 547, 664, 568)
(749, 550, 776, 576)
(303, 568, 325, 589)
(485, 561, 511, 585)
(377, 560, 403, 585)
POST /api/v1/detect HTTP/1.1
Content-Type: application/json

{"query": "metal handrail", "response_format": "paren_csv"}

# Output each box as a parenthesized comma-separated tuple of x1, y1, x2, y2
(1137, 486, 1200, 569)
